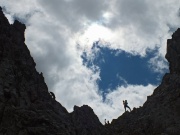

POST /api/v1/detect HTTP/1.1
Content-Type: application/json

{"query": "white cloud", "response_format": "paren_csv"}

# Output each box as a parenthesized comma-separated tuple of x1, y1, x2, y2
(0, 0, 179, 123)
(116, 74, 128, 85)
(0, 0, 40, 23)
(91, 84, 156, 123)
(148, 55, 168, 74)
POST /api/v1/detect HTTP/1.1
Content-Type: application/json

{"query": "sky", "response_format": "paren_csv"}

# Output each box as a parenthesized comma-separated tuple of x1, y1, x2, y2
(0, 0, 180, 123)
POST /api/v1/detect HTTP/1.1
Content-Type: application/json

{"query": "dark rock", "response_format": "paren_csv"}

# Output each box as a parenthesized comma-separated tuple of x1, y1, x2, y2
(0, 7, 105, 135)
(1, 5, 180, 135)
(0, 7, 75, 135)
(49, 91, 56, 100)
(166, 28, 180, 74)
(71, 105, 108, 135)
(107, 29, 180, 135)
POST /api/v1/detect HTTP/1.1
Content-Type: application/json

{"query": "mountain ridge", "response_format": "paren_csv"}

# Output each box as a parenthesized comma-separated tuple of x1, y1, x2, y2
(0, 7, 107, 135)
(0, 7, 180, 135)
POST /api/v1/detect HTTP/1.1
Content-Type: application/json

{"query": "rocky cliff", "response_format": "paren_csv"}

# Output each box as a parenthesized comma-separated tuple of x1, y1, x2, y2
(0, 7, 106, 135)
(0, 6, 180, 135)
(107, 29, 180, 135)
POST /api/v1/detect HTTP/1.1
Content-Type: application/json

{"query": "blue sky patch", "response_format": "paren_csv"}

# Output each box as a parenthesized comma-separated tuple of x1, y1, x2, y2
(81, 41, 168, 94)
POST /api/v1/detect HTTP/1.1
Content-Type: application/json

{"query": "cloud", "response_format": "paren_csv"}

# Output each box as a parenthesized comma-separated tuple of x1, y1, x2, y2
(36, 0, 109, 32)
(0, 0, 40, 23)
(148, 55, 168, 74)
(99, 0, 180, 57)
(91, 84, 156, 123)
(0, 0, 179, 123)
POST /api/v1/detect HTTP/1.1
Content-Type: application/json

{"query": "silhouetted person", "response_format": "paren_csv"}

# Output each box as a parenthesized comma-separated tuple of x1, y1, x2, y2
(105, 119, 107, 125)
(50, 92, 55, 100)
(107, 121, 110, 124)
(123, 100, 131, 112)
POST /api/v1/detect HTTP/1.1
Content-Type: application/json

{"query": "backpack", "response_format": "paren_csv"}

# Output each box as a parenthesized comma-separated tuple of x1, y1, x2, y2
(125, 100, 128, 105)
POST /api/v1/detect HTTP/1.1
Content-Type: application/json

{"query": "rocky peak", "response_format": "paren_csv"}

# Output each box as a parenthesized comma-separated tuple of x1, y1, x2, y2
(0, 7, 9, 25)
(71, 105, 109, 135)
(72, 105, 102, 128)
(0, 7, 105, 135)
(166, 28, 180, 74)
(13, 20, 26, 33)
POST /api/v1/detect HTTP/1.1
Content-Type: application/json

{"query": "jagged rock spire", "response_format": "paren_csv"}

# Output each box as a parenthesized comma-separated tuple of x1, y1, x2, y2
(166, 28, 180, 74)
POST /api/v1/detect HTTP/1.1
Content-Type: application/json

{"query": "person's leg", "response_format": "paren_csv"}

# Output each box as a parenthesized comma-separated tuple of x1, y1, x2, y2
(127, 106, 131, 111)
(124, 106, 126, 112)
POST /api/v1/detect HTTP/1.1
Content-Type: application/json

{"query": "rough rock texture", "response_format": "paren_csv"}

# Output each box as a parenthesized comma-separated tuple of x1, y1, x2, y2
(0, 7, 105, 135)
(1, 5, 180, 135)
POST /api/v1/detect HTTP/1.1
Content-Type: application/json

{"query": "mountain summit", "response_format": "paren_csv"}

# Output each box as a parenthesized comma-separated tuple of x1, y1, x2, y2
(0, 7, 180, 135)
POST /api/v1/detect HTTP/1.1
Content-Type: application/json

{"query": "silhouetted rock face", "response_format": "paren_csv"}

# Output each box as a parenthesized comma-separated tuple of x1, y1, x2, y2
(71, 105, 107, 135)
(1, 5, 180, 135)
(0, 7, 106, 135)
(166, 28, 180, 74)
(0, 7, 75, 135)
(108, 29, 180, 135)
